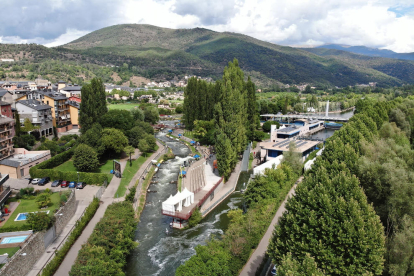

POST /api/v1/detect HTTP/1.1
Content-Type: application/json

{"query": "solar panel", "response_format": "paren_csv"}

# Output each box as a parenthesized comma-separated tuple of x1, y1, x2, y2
(278, 140, 292, 148)
(295, 141, 308, 148)
(273, 140, 289, 147)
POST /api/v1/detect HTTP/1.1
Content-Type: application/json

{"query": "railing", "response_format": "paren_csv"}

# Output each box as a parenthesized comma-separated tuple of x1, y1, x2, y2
(197, 177, 223, 207)
(161, 210, 193, 220)
(0, 186, 11, 205)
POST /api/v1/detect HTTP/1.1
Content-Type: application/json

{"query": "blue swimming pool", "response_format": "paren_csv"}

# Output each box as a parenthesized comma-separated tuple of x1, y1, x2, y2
(15, 213, 28, 221)
(1, 235, 29, 244)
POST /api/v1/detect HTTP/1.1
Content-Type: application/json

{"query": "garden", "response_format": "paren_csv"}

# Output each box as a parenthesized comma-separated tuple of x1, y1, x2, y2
(1, 188, 70, 232)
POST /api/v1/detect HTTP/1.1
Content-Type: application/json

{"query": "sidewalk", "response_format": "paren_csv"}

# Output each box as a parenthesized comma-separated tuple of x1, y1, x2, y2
(239, 177, 303, 276)
(51, 160, 127, 276)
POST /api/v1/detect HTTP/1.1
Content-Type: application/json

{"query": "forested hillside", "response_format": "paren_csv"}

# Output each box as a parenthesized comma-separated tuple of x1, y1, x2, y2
(2, 24, 414, 87)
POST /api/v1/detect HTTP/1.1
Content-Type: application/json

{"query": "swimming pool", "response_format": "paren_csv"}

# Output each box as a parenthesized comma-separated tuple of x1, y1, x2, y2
(14, 211, 50, 221)
(1, 235, 29, 244)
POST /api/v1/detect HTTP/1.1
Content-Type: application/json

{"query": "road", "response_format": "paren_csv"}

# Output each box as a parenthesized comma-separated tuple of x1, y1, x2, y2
(239, 176, 303, 276)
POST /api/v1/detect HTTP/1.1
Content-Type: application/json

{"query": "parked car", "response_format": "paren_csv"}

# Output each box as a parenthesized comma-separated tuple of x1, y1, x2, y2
(31, 178, 41, 185)
(51, 180, 62, 187)
(68, 181, 77, 188)
(61, 180, 69, 188)
(38, 177, 50, 186)
(270, 265, 277, 276)
(76, 182, 86, 189)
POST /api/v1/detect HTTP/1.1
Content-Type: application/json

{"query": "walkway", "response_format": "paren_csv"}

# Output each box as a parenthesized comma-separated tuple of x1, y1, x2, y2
(239, 176, 303, 276)
(51, 160, 127, 276)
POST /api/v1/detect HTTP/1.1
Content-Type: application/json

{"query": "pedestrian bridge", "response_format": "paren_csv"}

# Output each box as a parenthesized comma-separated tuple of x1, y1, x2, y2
(260, 114, 349, 122)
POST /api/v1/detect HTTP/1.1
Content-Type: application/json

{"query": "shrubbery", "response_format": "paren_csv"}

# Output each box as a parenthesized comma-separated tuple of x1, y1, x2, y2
(27, 212, 54, 232)
(70, 201, 138, 275)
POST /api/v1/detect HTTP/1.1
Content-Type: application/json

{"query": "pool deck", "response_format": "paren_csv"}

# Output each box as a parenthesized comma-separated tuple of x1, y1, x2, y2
(0, 230, 32, 248)
(0, 201, 19, 227)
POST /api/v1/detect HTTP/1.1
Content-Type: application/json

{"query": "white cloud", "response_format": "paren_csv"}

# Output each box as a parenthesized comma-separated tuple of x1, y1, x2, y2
(0, 0, 413, 52)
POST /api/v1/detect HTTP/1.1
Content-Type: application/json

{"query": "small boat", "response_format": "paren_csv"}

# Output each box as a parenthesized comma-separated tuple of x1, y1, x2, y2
(166, 228, 169, 234)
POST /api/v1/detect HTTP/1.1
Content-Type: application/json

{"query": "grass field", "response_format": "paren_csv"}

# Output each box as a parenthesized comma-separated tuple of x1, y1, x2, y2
(107, 103, 140, 110)
(115, 155, 149, 198)
(3, 193, 61, 228)
(0, 247, 20, 258)
(55, 159, 117, 174)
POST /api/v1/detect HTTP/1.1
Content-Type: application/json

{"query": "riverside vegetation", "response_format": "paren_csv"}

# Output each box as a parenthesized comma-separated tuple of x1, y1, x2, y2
(269, 97, 414, 275)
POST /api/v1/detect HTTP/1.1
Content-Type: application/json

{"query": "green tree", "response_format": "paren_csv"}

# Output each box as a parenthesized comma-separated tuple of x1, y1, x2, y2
(27, 212, 53, 232)
(21, 118, 40, 133)
(246, 77, 259, 141)
(138, 139, 150, 157)
(36, 193, 51, 208)
(14, 110, 21, 136)
(277, 253, 324, 276)
(188, 208, 202, 227)
(215, 131, 235, 181)
(282, 142, 303, 175)
(262, 121, 280, 132)
(124, 145, 135, 166)
(73, 144, 99, 172)
(134, 121, 154, 134)
(130, 108, 144, 121)
(79, 78, 108, 133)
(268, 168, 385, 275)
(101, 128, 128, 155)
(143, 107, 159, 124)
(99, 109, 134, 133)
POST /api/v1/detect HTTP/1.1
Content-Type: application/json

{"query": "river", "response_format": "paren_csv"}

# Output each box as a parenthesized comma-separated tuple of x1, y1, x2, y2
(126, 126, 248, 276)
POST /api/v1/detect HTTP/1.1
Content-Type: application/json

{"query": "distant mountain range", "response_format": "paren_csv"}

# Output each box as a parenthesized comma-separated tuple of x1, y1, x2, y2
(315, 44, 414, 61)
(2, 24, 414, 87)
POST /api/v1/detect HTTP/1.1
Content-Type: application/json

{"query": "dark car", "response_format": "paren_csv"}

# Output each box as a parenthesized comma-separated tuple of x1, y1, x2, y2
(68, 181, 77, 188)
(271, 265, 277, 276)
(51, 180, 62, 187)
(37, 177, 50, 186)
(76, 182, 86, 189)
(61, 180, 69, 188)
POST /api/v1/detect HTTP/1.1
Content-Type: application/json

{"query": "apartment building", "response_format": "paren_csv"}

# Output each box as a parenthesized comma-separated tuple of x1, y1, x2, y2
(16, 99, 54, 137)
(0, 116, 14, 161)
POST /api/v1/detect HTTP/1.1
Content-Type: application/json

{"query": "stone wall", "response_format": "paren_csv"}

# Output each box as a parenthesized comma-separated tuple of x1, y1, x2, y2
(55, 189, 76, 235)
(0, 232, 44, 276)
(0, 190, 76, 276)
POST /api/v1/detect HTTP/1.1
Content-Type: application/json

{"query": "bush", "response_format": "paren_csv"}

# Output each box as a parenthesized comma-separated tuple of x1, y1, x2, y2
(73, 144, 99, 172)
(27, 212, 54, 232)
(40, 198, 100, 276)
(0, 224, 32, 233)
(262, 121, 280, 132)
(70, 202, 137, 275)
(36, 193, 51, 208)
(188, 208, 202, 227)
(60, 194, 68, 204)
(125, 187, 136, 202)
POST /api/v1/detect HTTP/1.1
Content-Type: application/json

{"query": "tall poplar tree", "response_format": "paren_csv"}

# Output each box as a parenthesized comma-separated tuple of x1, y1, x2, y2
(79, 78, 108, 133)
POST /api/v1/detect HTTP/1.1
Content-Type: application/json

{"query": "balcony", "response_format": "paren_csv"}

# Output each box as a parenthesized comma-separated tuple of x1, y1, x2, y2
(0, 186, 11, 206)
(0, 127, 9, 133)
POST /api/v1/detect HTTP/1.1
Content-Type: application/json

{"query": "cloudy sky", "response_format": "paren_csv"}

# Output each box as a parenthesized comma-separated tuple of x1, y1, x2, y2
(1, 0, 413, 52)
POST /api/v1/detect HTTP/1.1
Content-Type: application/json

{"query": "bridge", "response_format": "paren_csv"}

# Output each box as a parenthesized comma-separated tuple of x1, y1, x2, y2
(260, 113, 350, 122)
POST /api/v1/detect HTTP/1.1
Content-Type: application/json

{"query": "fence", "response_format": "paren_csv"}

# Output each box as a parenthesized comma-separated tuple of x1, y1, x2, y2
(95, 179, 108, 199)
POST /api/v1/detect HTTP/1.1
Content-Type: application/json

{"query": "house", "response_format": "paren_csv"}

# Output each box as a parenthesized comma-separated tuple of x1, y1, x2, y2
(68, 101, 80, 129)
(260, 139, 319, 162)
(16, 99, 54, 137)
(0, 101, 13, 119)
(17, 91, 72, 132)
(0, 89, 13, 104)
(68, 96, 81, 103)
(0, 116, 15, 161)
(0, 149, 51, 179)
(60, 84, 82, 98)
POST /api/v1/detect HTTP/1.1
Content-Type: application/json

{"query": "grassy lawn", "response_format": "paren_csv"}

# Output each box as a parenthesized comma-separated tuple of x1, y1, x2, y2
(249, 158, 253, 170)
(107, 103, 140, 110)
(0, 247, 20, 258)
(3, 193, 61, 228)
(114, 145, 159, 198)
(55, 159, 117, 174)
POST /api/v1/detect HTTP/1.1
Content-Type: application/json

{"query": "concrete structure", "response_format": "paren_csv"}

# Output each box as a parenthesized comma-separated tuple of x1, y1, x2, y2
(270, 119, 324, 140)
(17, 91, 72, 132)
(260, 139, 319, 162)
(15, 99, 53, 137)
(0, 149, 51, 178)
(0, 116, 15, 161)
(253, 155, 284, 176)
(261, 113, 349, 122)
(60, 84, 82, 98)
(0, 90, 13, 104)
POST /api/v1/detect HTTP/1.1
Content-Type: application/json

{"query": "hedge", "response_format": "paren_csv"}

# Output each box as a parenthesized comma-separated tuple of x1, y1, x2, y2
(29, 148, 110, 185)
(0, 224, 32, 233)
(40, 197, 100, 276)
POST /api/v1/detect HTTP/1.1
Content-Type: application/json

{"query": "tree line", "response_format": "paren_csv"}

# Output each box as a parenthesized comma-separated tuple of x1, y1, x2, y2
(183, 59, 259, 180)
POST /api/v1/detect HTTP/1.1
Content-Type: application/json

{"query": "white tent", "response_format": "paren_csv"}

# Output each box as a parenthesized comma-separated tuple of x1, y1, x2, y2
(304, 158, 316, 171)
(180, 188, 194, 207)
(253, 155, 284, 176)
(162, 195, 176, 212)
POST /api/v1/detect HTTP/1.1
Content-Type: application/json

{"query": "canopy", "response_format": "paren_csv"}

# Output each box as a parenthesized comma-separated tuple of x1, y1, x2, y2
(168, 129, 173, 133)
(178, 133, 182, 137)
(193, 154, 200, 158)
(151, 160, 158, 164)
(162, 188, 195, 213)
(180, 188, 194, 207)
(190, 141, 195, 144)
(181, 171, 187, 175)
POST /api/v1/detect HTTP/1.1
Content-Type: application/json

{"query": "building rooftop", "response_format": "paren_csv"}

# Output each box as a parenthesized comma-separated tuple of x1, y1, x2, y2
(277, 125, 301, 133)
(0, 101, 10, 106)
(0, 116, 14, 125)
(39, 91, 68, 100)
(261, 139, 319, 153)
(0, 151, 50, 168)
(61, 86, 82, 92)
(17, 99, 52, 111)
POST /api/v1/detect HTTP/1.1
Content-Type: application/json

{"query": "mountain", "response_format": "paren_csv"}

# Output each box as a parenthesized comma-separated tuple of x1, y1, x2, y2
(2, 24, 414, 88)
(316, 44, 414, 61)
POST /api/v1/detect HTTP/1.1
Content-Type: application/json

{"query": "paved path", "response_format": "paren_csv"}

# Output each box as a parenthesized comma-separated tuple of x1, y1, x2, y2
(52, 159, 127, 276)
(239, 176, 303, 276)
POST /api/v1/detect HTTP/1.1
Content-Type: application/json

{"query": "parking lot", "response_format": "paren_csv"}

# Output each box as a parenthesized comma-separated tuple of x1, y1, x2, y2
(6, 177, 102, 203)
